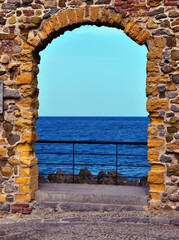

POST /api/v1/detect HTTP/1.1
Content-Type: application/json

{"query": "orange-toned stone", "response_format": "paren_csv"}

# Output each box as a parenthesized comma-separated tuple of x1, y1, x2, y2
(167, 83, 177, 91)
(150, 192, 161, 201)
(49, 15, 61, 32)
(150, 117, 164, 125)
(14, 193, 35, 202)
(20, 158, 38, 167)
(146, 100, 168, 111)
(148, 125, 157, 137)
(27, 36, 41, 48)
(21, 85, 37, 98)
(146, 84, 157, 96)
(167, 140, 179, 151)
(149, 183, 165, 192)
(15, 175, 38, 185)
(0, 149, 6, 157)
(124, 19, 135, 35)
(76, 7, 84, 23)
(128, 24, 143, 42)
(148, 171, 164, 183)
(154, 37, 165, 48)
(150, 164, 165, 172)
(20, 165, 38, 176)
(66, 9, 77, 25)
(147, 48, 163, 60)
(147, 21, 158, 29)
(8, 159, 19, 166)
(16, 143, 34, 152)
(20, 150, 35, 159)
(57, 11, 69, 28)
(14, 50, 34, 62)
(22, 64, 39, 74)
(100, 7, 109, 23)
(1, 166, 13, 177)
(0, 194, 6, 202)
(148, 149, 159, 162)
(16, 75, 35, 85)
(148, 138, 164, 150)
(21, 133, 38, 143)
(42, 21, 53, 35)
(147, 61, 158, 72)
(0, 140, 5, 145)
(19, 183, 38, 194)
(17, 99, 36, 108)
(147, 74, 171, 84)
(171, 19, 179, 27)
(22, 110, 38, 120)
(90, 6, 99, 23)
(14, 120, 34, 132)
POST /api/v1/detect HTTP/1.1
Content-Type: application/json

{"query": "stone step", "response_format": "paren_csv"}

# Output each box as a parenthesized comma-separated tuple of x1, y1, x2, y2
(35, 183, 148, 206)
(31, 202, 147, 212)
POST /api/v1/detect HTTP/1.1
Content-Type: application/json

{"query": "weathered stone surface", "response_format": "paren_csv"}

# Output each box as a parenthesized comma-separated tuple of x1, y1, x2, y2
(157, 85, 166, 93)
(147, 48, 162, 60)
(161, 65, 173, 73)
(4, 90, 20, 99)
(147, 7, 164, 16)
(96, 0, 111, 4)
(2, 3, 16, 9)
(171, 50, 179, 60)
(147, 20, 158, 29)
(167, 126, 178, 134)
(1, 166, 13, 177)
(172, 74, 179, 84)
(167, 164, 179, 176)
(152, 29, 171, 36)
(168, 117, 179, 124)
(161, 20, 170, 28)
(7, 134, 20, 145)
(171, 105, 179, 112)
(160, 155, 172, 163)
(59, 0, 66, 7)
(169, 10, 179, 18)
(169, 194, 179, 202)
(22, 0, 33, 4)
(3, 122, 13, 132)
(166, 112, 174, 118)
(155, 14, 167, 20)
(168, 92, 178, 99)
(174, 134, 179, 140)
(147, 100, 168, 111)
(4, 183, 16, 193)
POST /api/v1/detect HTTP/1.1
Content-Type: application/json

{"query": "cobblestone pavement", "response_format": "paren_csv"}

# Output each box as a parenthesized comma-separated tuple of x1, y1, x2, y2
(0, 210, 179, 240)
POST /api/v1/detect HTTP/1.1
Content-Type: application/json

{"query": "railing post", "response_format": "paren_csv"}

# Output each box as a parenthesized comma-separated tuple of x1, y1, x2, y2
(116, 144, 118, 185)
(73, 143, 75, 183)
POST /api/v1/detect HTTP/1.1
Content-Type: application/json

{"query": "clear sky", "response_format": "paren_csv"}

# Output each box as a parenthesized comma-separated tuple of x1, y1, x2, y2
(38, 25, 148, 117)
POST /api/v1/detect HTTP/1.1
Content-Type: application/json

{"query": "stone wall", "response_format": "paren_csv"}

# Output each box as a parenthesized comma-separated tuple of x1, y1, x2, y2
(0, 0, 178, 210)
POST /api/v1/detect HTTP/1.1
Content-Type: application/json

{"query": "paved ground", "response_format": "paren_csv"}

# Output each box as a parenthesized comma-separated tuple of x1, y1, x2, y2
(0, 209, 179, 240)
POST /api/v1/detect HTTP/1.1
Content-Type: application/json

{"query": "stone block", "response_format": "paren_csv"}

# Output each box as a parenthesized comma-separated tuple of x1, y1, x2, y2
(49, 16, 61, 32)
(0, 194, 6, 202)
(1, 166, 13, 177)
(147, 61, 158, 72)
(146, 100, 168, 111)
(21, 133, 38, 143)
(167, 164, 179, 176)
(27, 36, 41, 48)
(147, 48, 163, 60)
(147, 74, 170, 84)
(148, 150, 159, 162)
(14, 193, 35, 202)
(19, 183, 38, 194)
(20, 166, 38, 177)
(4, 90, 20, 99)
(171, 50, 179, 60)
(149, 183, 165, 192)
(148, 171, 164, 184)
(76, 7, 84, 23)
(150, 164, 165, 172)
(16, 143, 34, 152)
(150, 192, 161, 201)
(90, 6, 99, 22)
(148, 138, 164, 150)
(57, 11, 69, 28)
(20, 158, 38, 167)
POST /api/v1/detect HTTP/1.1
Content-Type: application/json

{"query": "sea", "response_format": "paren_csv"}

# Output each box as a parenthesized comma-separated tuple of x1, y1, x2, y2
(35, 117, 150, 179)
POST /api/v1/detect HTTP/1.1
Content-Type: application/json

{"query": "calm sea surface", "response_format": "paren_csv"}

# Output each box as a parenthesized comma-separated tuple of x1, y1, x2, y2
(35, 117, 150, 179)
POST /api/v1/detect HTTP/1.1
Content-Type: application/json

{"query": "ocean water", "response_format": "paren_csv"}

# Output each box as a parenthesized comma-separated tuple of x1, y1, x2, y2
(35, 117, 150, 179)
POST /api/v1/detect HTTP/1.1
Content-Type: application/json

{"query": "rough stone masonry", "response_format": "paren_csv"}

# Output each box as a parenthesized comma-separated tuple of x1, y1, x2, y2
(0, 0, 178, 212)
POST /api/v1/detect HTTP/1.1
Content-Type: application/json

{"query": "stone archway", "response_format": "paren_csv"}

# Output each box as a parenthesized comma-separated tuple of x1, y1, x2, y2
(0, 3, 178, 211)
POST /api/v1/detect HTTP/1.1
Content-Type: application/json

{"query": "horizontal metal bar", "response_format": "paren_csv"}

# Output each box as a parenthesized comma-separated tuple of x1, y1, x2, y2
(37, 140, 147, 145)
(36, 152, 147, 157)
(38, 162, 149, 167)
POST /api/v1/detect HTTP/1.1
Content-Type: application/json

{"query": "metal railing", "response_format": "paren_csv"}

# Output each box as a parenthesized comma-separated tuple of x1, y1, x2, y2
(36, 140, 149, 184)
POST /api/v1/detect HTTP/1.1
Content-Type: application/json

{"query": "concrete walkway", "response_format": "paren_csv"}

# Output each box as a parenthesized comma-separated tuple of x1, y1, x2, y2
(35, 183, 149, 206)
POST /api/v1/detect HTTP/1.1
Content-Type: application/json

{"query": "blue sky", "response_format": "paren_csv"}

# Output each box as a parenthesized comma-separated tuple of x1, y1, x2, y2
(38, 25, 148, 117)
